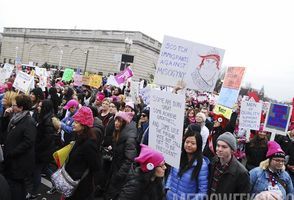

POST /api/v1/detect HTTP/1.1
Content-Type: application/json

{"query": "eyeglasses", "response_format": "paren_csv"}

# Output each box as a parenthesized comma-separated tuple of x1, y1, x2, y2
(272, 158, 285, 163)
(141, 114, 147, 117)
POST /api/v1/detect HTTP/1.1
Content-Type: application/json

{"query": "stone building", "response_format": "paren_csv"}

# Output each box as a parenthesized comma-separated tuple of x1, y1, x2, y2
(0, 27, 161, 80)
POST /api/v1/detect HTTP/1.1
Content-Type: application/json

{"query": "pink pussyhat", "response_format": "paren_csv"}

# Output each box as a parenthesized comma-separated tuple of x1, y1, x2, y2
(135, 144, 164, 172)
(266, 141, 285, 158)
(73, 106, 94, 128)
(115, 111, 134, 123)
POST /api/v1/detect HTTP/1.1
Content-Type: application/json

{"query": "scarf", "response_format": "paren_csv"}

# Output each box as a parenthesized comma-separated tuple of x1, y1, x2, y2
(7, 111, 29, 132)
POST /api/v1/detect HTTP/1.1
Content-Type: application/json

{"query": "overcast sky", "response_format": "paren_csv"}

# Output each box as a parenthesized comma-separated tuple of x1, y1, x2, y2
(0, 0, 293, 102)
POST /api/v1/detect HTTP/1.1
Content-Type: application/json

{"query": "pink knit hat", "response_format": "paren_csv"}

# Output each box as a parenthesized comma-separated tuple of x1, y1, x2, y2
(125, 101, 135, 110)
(63, 99, 79, 110)
(266, 141, 285, 158)
(73, 106, 94, 128)
(96, 92, 105, 102)
(135, 144, 164, 172)
(115, 111, 134, 123)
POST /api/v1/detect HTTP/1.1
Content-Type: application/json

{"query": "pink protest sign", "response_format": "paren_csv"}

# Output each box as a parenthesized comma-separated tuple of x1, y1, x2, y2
(114, 67, 133, 84)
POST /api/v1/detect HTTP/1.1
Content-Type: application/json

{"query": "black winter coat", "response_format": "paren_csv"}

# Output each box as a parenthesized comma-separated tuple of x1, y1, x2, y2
(35, 112, 56, 163)
(117, 165, 165, 200)
(203, 126, 224, 160)
(106, 121, 138, 199)
(65, 136, 100, 200)
(208, 156, 251, 199)
(4, 113, 37, 179)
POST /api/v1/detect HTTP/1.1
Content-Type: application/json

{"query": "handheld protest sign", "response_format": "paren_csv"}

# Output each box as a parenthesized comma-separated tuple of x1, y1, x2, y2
(264, 103, 292, 136)
(149, 89, 185, 169)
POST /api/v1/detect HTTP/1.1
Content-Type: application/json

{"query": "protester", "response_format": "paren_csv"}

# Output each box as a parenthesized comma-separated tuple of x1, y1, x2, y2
(64, 106, 100, 200)
(195, 112, 209, 151)
(245, 125, 268, 171)
(4, 94, 37, 200)
(117, 144, 166, 200)
(59, 99, 79, 145)
(0, 91, 17, 144)
(203, 114, 227, 160)
(31, 99, 56, 198)
(208, 132, 250, 199)
(98, 99, 112, 126)
(183, 108, 197, 129)
(166, 124, 209, 200)
(250, 141, 294, 199)
(105, 111, 138, 200)
(137, 108, 150, 145)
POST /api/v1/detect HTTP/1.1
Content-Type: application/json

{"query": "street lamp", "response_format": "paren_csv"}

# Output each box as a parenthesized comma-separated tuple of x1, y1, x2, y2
(15, 46, 19, 63)
(84, 50, 89, 74)
(124, 37, 133, 54)
(58, 50, 63, 70)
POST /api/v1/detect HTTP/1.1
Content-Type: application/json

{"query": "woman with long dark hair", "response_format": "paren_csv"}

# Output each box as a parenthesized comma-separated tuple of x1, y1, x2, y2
(30, 99, 56, 198)
(64, 106, 101, 200)
(48, 87, 61, 115)
(117, 144, 166, 200)
(105, 111, 138, 200)
(245, 125, 268, 171)
(165, 124, 209, 200)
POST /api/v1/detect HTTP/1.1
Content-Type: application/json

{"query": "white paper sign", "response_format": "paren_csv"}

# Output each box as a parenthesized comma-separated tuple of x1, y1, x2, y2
(35, 67, 47, 77)
(0, 64, 14, 83)
(154, 35, 225, 92)
(149, 89, 185, 169)
(130, 81, 139, 102)
(39, 76, 47, 91)
(106, 75, 121, 87)
(139, 86, 151, 105)
(239, 101, 262, 130)
(13, 71, 34, 93)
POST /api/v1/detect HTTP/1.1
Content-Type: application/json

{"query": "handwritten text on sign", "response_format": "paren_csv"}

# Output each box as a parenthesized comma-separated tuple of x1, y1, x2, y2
(239, 101, 262, 130)
(149, 90, 185, 169)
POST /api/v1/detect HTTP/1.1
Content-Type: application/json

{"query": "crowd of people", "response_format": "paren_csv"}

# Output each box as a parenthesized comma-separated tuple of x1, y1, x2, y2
(0, 69, 293, 200)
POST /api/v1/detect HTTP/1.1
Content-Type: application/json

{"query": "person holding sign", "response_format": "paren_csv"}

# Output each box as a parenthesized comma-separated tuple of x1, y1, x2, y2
(250, 141, 294, 199)
(165, 124, 209, 200)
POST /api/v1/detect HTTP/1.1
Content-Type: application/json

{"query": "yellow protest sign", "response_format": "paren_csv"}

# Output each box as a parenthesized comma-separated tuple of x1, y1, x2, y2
(89, 75, 102, 88)
(213, 104, 233, 119)
(82, 75, 90, 85)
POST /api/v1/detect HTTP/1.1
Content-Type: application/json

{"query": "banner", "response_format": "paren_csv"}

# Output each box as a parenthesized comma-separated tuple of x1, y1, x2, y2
(139, 86, 151, 105)
(154, 35, 225, 92)
(239, 101, 262, 130)
(89, 75, 102, 88)
(0, 63, 14, 83)
(35, 67, 47, 77)
(114, 67, 133, 85)
(149, 89, 185, 169)
(62, 68, 74, 82)
(12, 71, 34, 93)
(264, 103, 292, 135)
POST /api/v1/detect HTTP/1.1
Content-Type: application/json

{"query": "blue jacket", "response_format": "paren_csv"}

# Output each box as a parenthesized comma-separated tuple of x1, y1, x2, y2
(165, 157, 209, 200)
(250, 167, 294, 199)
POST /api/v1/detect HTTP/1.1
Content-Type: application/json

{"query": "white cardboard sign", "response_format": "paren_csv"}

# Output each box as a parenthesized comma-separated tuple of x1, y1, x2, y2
(149, 89, 185, 169)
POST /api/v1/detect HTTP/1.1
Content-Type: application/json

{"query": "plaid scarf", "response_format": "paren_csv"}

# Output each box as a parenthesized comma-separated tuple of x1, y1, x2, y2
(210, 159, 231, 193)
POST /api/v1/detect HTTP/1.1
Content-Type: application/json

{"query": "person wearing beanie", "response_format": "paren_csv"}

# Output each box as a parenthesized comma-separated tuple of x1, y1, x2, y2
(105, 110, 138, 200)
(195, 112, 209, 151)
(250, 141, 294, 199)
(203, 114, 227, 160)
(166, 125, 209, 200)
(117, 144, 166, 200)
(137, 108, 150, 145)
(58, 99, 79, 145)
(62, 106, 101, 200)
(208, 132, 250, 198)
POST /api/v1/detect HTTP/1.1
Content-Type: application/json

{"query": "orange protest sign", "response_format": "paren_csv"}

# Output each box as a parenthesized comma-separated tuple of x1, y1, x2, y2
(222, 67, 245, 89)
